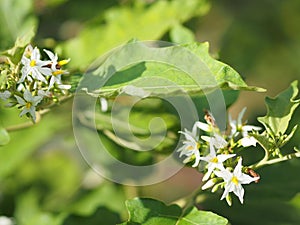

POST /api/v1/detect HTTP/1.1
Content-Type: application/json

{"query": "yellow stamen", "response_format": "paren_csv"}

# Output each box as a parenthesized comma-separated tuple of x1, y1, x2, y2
(211, 157, 218, 163)
(30, 60, 36, 67)
(58, 59, 70, 66)
(52, 70, 64, 76)
(25, 102, 32, 109)
(231, 176, 239, 185)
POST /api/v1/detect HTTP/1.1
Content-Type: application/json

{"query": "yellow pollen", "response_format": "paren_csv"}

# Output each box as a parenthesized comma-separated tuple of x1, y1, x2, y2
(25, 102, 32, 109)
(211, 157, 218, 163)
(52, 70, 64, 76)
(30, 60, 36, 67)
(231, 176, 239, 185)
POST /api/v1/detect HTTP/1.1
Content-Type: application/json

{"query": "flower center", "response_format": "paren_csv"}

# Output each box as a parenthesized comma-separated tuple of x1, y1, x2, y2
(231, 176, 239, 185)
(187, 145, 194, 150)
(211, 157, 218, 163)
(30, 60, 36, 67)
(25, 102, 32, 109)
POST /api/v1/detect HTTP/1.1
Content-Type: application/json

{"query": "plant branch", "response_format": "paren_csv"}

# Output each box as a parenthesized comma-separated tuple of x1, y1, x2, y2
(250, 151, 300, 169)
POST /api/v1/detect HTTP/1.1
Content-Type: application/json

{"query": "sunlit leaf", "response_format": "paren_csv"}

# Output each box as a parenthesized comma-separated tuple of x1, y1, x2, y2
(79, 42, 264, 98)
(120, 198, 228, 225)
(258, 80, 300, 136)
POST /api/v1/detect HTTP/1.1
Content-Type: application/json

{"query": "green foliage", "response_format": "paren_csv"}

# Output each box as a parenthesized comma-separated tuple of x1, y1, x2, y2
(258, 80, 300, 137)
(120, 198, 228, 225)
(60, 0, 210, 69)
(79, 42, 264, 98)
(170, 24, 195, 44)
(0, 0, 37, 50)
(15, 190, 66, 225)
(0, 112, 68, 180)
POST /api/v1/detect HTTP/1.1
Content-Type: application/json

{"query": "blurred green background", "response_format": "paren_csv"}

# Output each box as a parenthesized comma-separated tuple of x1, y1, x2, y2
(0, 0, 299, 224)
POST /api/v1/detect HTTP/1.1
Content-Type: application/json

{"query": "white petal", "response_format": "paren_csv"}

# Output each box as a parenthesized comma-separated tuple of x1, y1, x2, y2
(14, 95, 25, 105)
(195, 121, 210, 132)
(240, 136, 257, 147)
(217, 154, 236, 163)
(233, 184, 244, 204)
(202, 179, 216, 190)
(237, 107, 247, 125)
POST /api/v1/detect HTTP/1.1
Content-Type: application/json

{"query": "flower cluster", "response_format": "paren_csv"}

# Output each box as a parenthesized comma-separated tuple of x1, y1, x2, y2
(0, 45, 70, 122)
(177, 108, 261, 205)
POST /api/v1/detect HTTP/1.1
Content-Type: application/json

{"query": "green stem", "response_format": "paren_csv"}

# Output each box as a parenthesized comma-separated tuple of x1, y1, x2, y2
(250, 151, 300, 170)
(5, 109, 49, 132)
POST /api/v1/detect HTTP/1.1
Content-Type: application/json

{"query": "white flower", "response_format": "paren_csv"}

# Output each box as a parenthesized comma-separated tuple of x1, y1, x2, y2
(0, 216, 14, 225)
(0, 90, 11, 101)
(201, 133, 228, 149)
(19, 45, 51, 83)
(44, 49, 70, 89)
(177, 122, 201, 167)
(200, 143, 235, 181)
(14, 90, 43, 121)
(214, 158, 259, 204)
(229, 107, 261, 147)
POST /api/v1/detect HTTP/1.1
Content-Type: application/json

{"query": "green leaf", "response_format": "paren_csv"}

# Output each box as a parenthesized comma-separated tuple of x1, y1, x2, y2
(79, 42, 264, 98)
(15, 190, 66, 225)
(170, 24, 195, 44)
(0, 28, 35, 64)
(178, 207, 229, 225)
(69, 182, 126, 216)
(60, 0, 210, 69)
(0, 111, 69, 180)
(0, 127, 10, 145)
(120, 198, 228, 225)
(0, 0, 37, 50)
(258, 80, 300, 136)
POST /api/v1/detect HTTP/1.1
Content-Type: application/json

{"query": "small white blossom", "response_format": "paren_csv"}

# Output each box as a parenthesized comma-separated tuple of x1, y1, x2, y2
(0, 90, 11, 101)
(177, 122, 201, 167)
(0, 216, 14, 225)
(200, 143, 235, 181)
(229, 107, 261, 147)
(19, 45, 51, 83)
(44, 49, 70, 89)
(15, 90, 43, 121)
(214, 158, 259, 204)
(201, 133, 228, 149)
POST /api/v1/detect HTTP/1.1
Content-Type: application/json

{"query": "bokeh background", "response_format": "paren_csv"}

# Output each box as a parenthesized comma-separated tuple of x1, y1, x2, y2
(0, 0, 299, 224)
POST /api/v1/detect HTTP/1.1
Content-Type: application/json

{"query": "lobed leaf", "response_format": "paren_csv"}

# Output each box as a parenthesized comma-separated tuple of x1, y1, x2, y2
(258, 80, 300, 136)
(79, 42, 264, 98)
